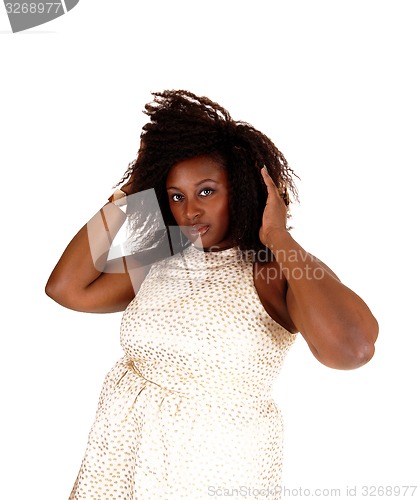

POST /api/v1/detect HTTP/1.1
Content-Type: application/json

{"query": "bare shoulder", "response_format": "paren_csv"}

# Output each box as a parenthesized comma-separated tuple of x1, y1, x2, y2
(253, 259, 298, 334)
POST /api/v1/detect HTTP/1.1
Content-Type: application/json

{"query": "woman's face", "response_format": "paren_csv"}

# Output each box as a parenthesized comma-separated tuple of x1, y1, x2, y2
(166, 155, 233, 251)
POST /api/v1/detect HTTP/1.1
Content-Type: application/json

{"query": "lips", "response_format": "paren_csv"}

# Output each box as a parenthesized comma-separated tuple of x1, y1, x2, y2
(189, 224, 209, 237)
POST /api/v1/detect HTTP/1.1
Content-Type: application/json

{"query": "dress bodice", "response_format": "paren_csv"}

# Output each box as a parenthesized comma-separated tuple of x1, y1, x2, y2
(120, 244, 297, 402)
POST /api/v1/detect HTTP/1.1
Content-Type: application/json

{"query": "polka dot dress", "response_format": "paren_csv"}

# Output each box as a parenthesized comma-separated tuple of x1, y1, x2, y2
(69, 244, 298, 499)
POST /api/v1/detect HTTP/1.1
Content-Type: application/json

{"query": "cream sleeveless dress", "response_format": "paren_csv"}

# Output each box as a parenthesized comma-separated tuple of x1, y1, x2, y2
(69, 244, 297, 499)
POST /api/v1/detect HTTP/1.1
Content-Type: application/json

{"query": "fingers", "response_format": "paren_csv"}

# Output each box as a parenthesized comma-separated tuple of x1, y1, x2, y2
(261, 166, 289, 205)
(261, 165, 277, 191)
(261, 165, 272, 181)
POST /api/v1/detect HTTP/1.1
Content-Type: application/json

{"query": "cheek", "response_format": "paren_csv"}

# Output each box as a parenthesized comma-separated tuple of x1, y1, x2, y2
(217, 200, 230, 227)
(221, 197, 230, 218)
(167, 202, 180, 223)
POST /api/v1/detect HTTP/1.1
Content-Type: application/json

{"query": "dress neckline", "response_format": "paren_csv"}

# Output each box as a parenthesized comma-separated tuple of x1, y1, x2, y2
(175, 243, 244, 270)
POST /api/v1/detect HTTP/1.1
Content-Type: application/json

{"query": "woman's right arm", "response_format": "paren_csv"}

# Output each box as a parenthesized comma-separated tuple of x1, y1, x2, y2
(45, 196, 147, 314)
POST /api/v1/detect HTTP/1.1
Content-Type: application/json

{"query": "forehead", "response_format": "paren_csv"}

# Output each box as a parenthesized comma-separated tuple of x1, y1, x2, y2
(166, 155, 227, 185)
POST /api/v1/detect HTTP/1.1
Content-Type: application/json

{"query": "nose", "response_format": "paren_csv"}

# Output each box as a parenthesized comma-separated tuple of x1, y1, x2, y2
(183, 198, 202, 222)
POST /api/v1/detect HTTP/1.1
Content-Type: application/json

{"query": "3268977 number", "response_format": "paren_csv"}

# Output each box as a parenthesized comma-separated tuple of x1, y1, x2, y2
(5, 3, 63, 14)
(361, 485, 417, 496)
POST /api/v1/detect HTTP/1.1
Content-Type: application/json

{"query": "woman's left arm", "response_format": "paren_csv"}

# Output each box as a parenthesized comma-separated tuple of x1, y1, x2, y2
(260, 167, 379, 370)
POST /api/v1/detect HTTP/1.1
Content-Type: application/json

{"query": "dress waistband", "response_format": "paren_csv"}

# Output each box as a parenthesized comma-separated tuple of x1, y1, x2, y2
(126, 357, 275, 406)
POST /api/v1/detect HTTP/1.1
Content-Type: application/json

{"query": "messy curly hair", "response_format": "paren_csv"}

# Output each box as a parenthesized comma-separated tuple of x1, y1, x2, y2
(118, 90, 299, 262)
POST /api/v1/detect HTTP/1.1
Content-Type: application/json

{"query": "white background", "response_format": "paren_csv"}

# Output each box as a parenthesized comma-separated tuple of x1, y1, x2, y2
(1, 1, 417, 498)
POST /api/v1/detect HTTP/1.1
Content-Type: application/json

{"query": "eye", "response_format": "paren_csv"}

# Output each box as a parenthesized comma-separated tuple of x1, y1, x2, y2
(200, 188, 214, 197)
(170, 193, 184, 202)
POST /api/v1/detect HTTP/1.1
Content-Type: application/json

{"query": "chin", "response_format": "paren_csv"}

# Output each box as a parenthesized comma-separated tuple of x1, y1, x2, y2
(191, 237, 217, 250)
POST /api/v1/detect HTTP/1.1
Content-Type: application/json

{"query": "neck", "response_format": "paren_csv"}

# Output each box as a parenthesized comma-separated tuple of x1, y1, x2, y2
(192, 243, 235, 253)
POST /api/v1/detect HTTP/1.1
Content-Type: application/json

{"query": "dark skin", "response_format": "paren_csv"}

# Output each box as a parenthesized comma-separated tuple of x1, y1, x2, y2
(258, 166, 378, 368)
(165, 157, 296, 330)
(46, 155, 378, 369)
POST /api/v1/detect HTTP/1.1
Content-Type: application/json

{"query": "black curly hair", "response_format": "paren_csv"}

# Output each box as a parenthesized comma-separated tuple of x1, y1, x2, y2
(118, 90, 299, 262)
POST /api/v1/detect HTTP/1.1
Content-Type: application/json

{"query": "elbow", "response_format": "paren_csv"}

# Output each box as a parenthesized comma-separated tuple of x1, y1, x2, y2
(45, 277, 59, 301)
(347, 340, 376, 369)
(318, 341, 375, 370)
(45, 278, 67, 306)
(317, 318, 379, 370)
(45, 271, 67, 302)
(346, 316, 379, 368)
(45, 276, 100, 313)
(45, 276, 77, 310)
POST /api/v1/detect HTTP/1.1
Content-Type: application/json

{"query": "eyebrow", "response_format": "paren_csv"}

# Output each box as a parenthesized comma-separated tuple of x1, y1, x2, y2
(166, 178, 220, 190)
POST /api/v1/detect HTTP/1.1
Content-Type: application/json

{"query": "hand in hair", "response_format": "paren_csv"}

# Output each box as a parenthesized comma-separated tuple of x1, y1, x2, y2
(120, 139, 146, 195)
(259, 166, 288, 246)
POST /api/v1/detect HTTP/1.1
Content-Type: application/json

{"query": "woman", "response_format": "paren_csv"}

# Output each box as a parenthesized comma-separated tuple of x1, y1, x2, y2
(46, 90, 378, 499)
